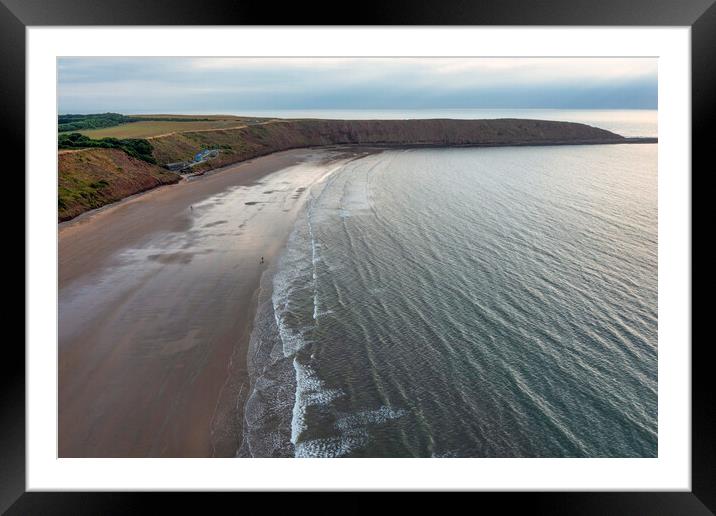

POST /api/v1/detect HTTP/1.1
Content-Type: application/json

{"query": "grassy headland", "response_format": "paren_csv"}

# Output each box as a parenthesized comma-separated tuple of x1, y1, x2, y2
(59, 116, 653, 222)
(149, 118, 633, 169)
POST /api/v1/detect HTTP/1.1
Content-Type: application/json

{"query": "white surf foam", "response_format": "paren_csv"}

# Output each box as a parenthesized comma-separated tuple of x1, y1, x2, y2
(261, 157, 412, 457)
(291, 359, 345, 445)
(294, 405, 407, 458)
(334, 406, 408, 433)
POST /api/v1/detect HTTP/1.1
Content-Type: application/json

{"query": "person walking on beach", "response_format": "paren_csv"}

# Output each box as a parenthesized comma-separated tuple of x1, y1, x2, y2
(261, 256, 264, 264)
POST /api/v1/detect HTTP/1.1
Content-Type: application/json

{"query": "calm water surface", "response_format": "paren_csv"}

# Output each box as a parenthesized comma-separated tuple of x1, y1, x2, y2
(240, 112, 658, 458)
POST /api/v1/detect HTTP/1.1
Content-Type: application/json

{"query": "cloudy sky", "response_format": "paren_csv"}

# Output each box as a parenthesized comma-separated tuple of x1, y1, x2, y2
(57, 57, 657, 114)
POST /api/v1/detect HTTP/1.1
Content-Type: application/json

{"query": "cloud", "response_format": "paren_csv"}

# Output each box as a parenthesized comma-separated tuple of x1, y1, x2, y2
(57, 57, 657, 113)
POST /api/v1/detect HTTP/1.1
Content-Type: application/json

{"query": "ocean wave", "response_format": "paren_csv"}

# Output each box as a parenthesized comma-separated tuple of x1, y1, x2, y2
(294, 405, 407, 458)
(241, 160, 355, 457)
(244, 145, 656, 458)
(291, 359, 345, 445)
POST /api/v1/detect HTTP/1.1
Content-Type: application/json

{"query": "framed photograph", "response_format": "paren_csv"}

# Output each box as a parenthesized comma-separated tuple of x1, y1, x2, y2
(8, 0, 711, 512)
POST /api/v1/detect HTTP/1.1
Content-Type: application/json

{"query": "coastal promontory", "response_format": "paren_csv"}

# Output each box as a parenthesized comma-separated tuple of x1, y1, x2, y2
(59, 118, 655, 221)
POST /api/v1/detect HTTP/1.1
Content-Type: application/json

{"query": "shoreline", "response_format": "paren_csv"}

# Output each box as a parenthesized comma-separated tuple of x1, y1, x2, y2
(58, 148, 307, 231)
(58, 147, 363, 457)
(58, 137, 657, 224)
(57, 140, 655, 458)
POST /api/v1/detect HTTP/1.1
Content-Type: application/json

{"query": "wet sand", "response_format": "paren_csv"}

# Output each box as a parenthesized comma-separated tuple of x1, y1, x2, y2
(58, 147, 357, 457)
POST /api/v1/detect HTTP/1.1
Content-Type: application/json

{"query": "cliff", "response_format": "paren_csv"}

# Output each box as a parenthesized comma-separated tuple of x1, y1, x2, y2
(59, 147, 180, 221)
(149, 118, 631, 169)
(58, 118, 652, 221)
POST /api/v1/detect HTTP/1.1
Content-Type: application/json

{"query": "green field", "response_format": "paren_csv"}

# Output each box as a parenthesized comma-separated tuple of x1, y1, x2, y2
(77, 119, 252, 139)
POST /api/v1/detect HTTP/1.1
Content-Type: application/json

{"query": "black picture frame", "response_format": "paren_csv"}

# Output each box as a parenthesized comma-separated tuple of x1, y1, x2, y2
(5, 0, 711, 512)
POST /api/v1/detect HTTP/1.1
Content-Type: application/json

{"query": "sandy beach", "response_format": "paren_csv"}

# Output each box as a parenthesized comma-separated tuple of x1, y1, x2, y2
(58, 147, 359, 457)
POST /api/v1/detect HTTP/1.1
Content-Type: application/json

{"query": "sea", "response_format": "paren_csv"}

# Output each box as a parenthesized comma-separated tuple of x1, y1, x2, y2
(238, 109, 658, 458)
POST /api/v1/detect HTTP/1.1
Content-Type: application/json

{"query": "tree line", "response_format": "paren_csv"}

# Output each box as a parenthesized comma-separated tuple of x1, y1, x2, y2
(58, 112, 213, 132)
(58, 132, 157, 164)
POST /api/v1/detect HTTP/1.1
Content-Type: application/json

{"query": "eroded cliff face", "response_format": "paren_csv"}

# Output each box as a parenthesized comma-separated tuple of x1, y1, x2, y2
(59, 147, 180, 221)
(58, 119, 626, 221)
(149, 118, 625, 168)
